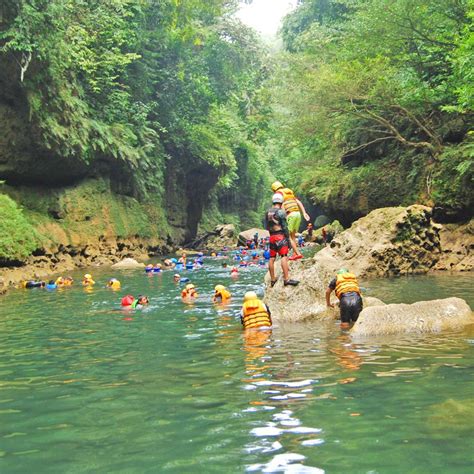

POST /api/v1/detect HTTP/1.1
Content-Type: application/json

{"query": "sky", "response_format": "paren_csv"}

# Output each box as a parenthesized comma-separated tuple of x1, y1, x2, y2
(236, 0, 299, 37)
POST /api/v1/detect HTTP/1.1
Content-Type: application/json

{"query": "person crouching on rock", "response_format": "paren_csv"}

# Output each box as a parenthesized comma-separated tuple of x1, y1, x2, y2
(240, 292, 272, 330)
(326, 268, 363, 329)
(264, 193, 299, 288)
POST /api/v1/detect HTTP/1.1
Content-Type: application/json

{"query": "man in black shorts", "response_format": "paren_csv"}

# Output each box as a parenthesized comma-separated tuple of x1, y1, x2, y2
(326, 268, 363, 328)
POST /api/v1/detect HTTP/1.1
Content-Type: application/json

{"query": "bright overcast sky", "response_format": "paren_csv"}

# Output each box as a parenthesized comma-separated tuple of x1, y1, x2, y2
(236, 0, 299, 37)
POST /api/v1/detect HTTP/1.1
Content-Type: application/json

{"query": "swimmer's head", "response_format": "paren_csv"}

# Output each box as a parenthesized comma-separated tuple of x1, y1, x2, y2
(244, 291, 257, 302)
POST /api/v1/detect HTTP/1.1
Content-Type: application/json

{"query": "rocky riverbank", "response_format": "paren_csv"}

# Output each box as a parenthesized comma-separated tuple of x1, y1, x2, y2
(0, 235, 171, 292)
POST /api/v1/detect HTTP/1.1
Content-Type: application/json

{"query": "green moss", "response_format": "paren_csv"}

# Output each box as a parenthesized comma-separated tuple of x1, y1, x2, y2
(0, 194, 41, 261)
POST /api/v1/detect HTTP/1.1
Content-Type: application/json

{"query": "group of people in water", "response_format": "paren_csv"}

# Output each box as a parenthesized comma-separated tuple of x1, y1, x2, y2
(18, 179, 364, 330)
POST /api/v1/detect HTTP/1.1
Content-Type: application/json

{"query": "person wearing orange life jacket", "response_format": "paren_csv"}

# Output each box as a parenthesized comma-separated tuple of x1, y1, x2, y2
(181, 283, 198, 299)
(271, 181, 310, 261)
(240, 291, 272, 330)
(326, 269, 363, 328)
(213, 285, 231, 303)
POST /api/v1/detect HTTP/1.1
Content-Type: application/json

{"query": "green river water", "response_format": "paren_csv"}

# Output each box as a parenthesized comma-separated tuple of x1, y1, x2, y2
(0, 256, 473, 473)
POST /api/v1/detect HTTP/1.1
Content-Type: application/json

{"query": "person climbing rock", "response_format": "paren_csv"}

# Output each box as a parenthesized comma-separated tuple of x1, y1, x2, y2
(240, 291, 272, 329)
(271, 181, 310, 260)
(264, 193, 299, 287)
(326, 268, 363, 328)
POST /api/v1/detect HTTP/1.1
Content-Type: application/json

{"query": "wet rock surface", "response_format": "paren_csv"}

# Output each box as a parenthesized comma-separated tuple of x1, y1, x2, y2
(351, 297, 473, 336)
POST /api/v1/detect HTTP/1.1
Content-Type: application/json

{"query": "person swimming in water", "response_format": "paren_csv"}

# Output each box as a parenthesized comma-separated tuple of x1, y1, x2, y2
(46, 280, 57, 290)
(213, 285, 231, 303)
(121, 295, 149, 309)
(20, 280, 46, 289)
(82, 274, 95, 286)
(240, 291, 272, 330)
(181, 283, 198, 300)
(174, 274, 190, 284)
(107, 278, 121, 290)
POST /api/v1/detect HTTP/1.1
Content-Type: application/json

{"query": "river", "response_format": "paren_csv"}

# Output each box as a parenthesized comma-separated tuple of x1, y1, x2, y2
(0, 255, 473, 473)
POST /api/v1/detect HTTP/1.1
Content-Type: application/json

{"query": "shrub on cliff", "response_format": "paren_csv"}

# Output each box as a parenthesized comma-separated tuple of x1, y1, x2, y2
(0, 195, 40, 263)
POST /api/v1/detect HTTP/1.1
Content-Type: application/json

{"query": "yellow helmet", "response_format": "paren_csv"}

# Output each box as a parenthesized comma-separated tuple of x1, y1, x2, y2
(244, 291, 258, 302)
(186, 283, 195, 290)
(271, 181, 284, 192)
(215, 284, 225, 292)
(84, 274, 92, 279)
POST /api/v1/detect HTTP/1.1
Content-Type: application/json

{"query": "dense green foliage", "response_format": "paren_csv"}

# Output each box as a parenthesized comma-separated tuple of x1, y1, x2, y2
(0, 194, 40, 262)
(0, 0, 272, 241)
(272, 0, 473, 221)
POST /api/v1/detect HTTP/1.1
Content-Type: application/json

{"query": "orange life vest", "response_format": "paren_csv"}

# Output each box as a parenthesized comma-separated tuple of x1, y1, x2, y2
(242, 299, 272, 329)
(335, 273, 360, 299)
(280, 188, 300, 214)
(182, 289, 197, 298)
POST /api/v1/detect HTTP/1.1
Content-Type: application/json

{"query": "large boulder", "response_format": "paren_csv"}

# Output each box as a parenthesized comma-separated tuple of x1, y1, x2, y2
(263, 260, 386, 322)
(238, 228, 269, 246)
(311, 205, 444, 277)
(111, 258, 145, 269)
(263, 260, 334, 322)
(351, 297, 473, 336)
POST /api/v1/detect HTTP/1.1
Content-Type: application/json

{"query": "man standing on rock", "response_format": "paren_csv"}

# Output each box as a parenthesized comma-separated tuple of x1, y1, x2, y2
(264, 193, 299, 287)
(271, 181, 310, 260)
(326, 269, 363, 328)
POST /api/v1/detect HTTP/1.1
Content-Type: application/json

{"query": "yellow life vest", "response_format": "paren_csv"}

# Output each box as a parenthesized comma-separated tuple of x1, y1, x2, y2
(281, 188, 300, 214)
(215, 289, 231, 301)
(242, 299, 272, 329)
(335, 273, 360, 299)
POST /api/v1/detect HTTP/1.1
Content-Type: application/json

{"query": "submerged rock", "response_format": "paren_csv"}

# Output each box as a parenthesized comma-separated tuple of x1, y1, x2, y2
(351, 297, 473, 336)
(111, 258, 145, 269)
